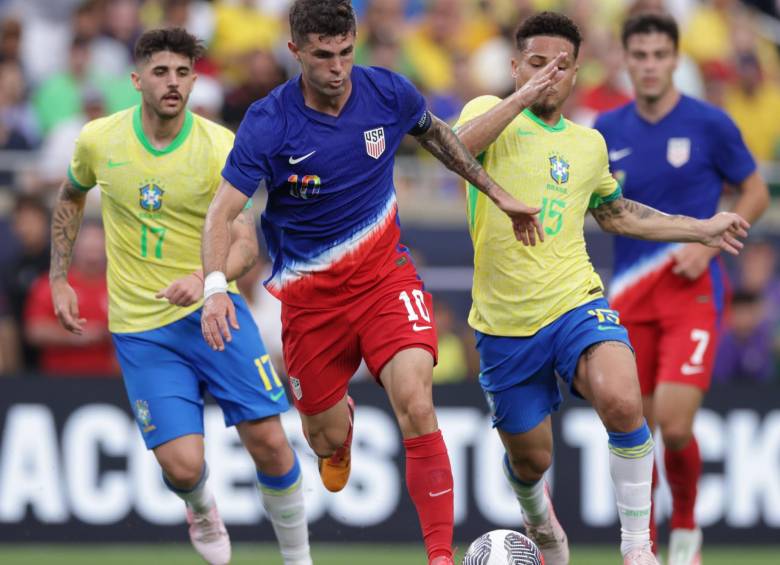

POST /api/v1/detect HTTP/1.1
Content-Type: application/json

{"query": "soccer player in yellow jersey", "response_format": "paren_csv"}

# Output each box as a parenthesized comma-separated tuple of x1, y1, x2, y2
(454, 12, 749, 565)
(48, 28, 311, 565)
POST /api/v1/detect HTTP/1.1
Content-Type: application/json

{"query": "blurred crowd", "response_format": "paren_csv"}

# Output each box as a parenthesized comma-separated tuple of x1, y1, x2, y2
(0, 0, 779, 383)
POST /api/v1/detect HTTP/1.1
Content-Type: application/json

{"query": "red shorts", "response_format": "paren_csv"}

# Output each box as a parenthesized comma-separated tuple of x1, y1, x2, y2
(613, 263, 726, 394)
(281, 259, 438, 415)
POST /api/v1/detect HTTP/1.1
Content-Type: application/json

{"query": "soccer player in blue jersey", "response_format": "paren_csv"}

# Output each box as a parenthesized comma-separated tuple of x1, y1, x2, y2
(198, 1, 549, 563)
(50, 29, 311, 565)
(594, 12, 769, 564)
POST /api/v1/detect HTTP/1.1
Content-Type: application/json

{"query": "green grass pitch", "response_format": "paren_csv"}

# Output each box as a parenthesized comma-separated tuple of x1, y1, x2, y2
(0, 544, 778, 564)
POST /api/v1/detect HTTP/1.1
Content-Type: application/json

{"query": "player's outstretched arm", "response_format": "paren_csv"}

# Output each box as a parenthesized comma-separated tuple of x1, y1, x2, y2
(156, 207, 258, 308)
(201, 179, 250, 351)
(590, 196, 750, 255)
(49, 179, 88, 334)
(415, 115, 544, 245)
(455, 53, 566, 156)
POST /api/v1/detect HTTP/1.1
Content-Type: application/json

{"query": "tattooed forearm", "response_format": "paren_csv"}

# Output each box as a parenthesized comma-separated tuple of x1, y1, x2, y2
(591, 196, 695, 240)
(50, 180, 87, 281)
(591, 197, 680, 228)
(416, 116, 500, 200)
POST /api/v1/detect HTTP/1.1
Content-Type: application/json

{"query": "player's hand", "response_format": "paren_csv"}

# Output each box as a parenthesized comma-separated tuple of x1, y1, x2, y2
(50, 278, 87, 334)
(672, 243, 719, 280)
(155, 272, 203, 306)
(699, 212, 750, 255)
(201, 292, 239, 351)
(495, 192, 544, 245)
(515, 52, 567, 109)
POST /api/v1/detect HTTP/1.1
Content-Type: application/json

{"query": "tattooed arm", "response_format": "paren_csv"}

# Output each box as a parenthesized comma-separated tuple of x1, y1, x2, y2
(50, 179, 88, 333)
(415, 115, 544, 245)
(590, 196, 750, 255)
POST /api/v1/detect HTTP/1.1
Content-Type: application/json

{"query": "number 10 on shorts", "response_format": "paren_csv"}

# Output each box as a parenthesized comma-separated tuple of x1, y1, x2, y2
(399, 290, 432, 330)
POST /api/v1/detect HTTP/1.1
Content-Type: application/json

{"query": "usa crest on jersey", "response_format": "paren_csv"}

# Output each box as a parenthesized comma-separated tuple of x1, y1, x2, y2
(667, 137, 690, 168)
(364, 127, 386, 159)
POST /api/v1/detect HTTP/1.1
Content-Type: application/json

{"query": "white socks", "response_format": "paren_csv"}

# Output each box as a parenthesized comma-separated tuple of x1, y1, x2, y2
(257, 454, 312, 565)
(164, 463, 215, 514)
(608, 422, 655, 556)
(503, 453, 549, 525)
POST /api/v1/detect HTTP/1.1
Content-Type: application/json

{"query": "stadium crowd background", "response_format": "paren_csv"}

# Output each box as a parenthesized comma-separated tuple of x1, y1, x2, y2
(0, 0, 779, 386)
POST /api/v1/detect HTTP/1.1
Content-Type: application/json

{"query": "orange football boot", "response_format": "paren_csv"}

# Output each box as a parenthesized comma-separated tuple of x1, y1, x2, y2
(318, 395, 355, 492)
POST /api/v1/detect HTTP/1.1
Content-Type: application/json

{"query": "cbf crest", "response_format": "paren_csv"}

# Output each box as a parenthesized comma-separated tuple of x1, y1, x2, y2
(549, 154, 570, 184)
(134, 399, 156, 433)
(139, 184, 164, 211)
(667, 137, 691, 168)
(364, 127, 386, 159)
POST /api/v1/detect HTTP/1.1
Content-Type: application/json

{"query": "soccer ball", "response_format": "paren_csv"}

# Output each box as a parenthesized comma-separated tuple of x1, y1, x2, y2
(462, 529, 544, 564)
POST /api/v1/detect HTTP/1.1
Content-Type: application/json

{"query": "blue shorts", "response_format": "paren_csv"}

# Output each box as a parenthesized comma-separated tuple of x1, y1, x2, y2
(112, 293, 289, 449)
(476, 298, 632, 434)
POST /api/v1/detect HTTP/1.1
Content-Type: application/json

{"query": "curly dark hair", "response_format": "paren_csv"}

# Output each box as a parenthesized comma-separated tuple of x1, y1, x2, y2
(515, 11, 583, 59)
(289, 0, 356, 45)
(133, 27, 204, 64)
(622, 12, 679, 50)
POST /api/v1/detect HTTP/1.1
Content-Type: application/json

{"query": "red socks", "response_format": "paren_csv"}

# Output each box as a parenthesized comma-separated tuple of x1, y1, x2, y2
(665, 437, 701, 530)
(403, 430, 454, 561)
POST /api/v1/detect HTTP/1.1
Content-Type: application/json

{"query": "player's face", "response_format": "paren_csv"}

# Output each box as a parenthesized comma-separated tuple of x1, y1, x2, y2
(289, 33, 355, 99)
(131, 50, 196, 119)
(624, 32, 678, 102)
(513, 35, 577, 116)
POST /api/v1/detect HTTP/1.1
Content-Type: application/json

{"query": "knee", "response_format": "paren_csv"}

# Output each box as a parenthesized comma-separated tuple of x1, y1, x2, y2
(508, 449, 551, 483)
(307, 424, 348, 458)
(600, 392, 643, 433)
(248, 426, 292, 467)
(658, 420, 693, 451)
(162, 457, 204, 490)
(401, 399, 436, 434)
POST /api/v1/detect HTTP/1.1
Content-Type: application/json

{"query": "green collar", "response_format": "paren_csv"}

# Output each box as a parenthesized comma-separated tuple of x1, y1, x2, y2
(133, 105, 194, 156)
(522, 108, 566, 132)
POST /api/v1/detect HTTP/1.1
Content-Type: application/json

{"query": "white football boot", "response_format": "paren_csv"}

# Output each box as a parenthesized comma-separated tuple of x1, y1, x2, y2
(186, 504, 231, 565)
(624, 544, 661, 565)
(523, 485, 570, 565)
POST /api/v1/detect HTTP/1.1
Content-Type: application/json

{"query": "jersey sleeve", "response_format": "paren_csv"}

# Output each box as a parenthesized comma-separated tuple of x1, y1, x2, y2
(222, 100, 281, 197)
(710, 110, 757, 185)
(588, 130, 621, 208)
(454, 95, 502, 130)
(67, 122, 98, 191)
(391, 71, 431, 135)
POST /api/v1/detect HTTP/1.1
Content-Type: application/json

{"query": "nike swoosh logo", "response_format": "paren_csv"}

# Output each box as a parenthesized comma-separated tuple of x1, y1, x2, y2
(270, 390, 285, 402)
(108, 159, 131, 168)
(608, 148, 632, 162)
(412, 323, 432, 332)
(288, 151, 316, 165)
(428, 489, 452, 498)
(680, 363, 704, 376)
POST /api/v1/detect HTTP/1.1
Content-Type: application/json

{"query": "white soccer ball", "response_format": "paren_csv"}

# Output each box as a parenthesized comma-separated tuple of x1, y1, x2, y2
(462, 529, 544, 565)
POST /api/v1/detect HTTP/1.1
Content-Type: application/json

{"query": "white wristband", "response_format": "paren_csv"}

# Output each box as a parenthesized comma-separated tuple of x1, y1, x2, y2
(203, 271, 228, 300)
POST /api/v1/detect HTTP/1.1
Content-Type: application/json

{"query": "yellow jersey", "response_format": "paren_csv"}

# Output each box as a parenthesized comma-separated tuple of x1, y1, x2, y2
(68, 106, 240, 333)
(455, 96, 621, 336)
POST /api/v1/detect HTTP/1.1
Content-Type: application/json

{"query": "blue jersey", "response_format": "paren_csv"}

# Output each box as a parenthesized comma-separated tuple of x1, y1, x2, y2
(594, 95, 755, 303)
(222, 66, 429, 306)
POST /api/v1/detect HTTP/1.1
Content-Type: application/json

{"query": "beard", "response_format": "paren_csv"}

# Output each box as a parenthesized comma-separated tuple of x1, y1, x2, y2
(530, 101, 558, 118)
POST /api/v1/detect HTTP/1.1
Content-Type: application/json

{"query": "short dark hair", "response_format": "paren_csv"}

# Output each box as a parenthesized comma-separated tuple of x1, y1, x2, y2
(622, 12, 679, 50)
(133, 27, 204, 64)
(515, 12, 582, 59)
(289, 0, 356, 45)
